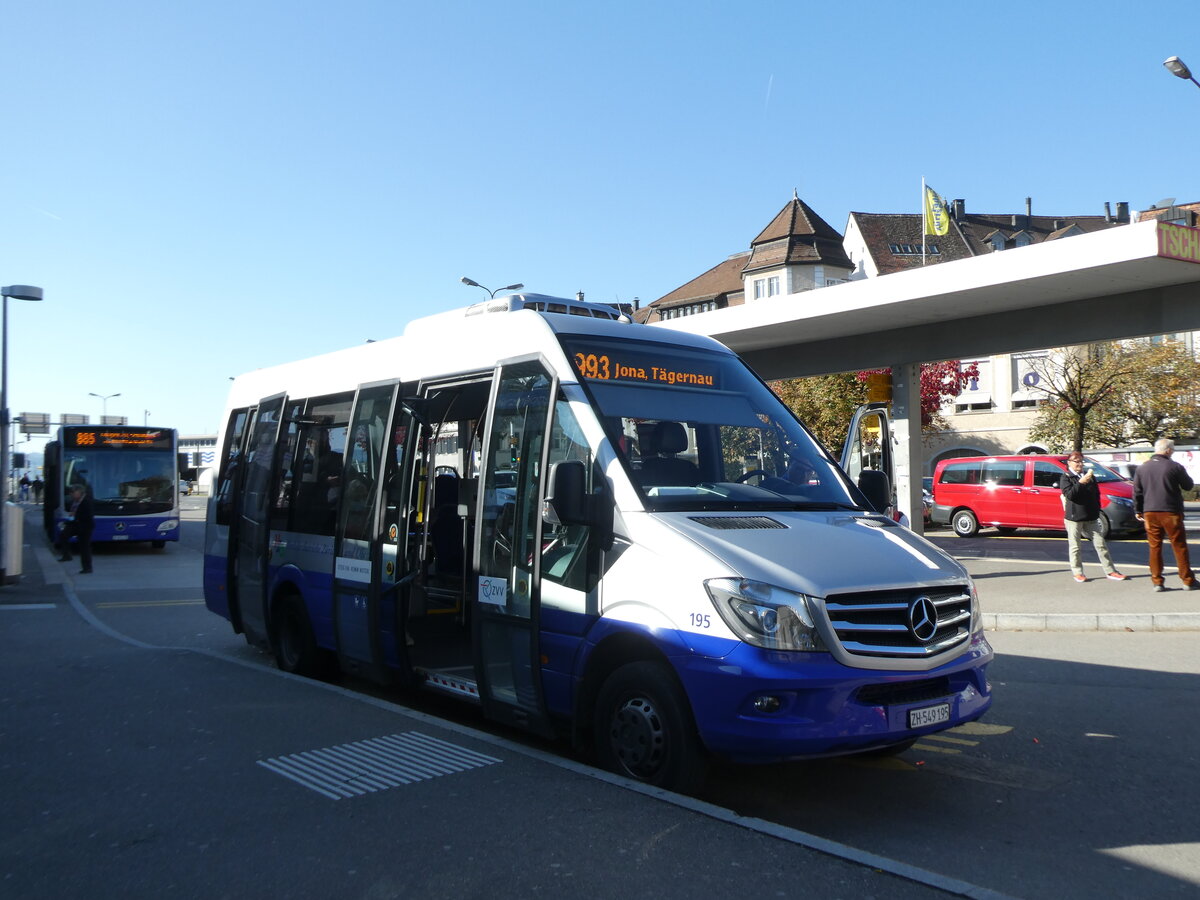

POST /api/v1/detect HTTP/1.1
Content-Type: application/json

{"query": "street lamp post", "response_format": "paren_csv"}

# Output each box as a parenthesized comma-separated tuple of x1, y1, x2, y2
(1, 284, 44, 584)
(88, 391, 121, 420)
(1163, 56, 1200, 90)
(460, 277, 524, 299)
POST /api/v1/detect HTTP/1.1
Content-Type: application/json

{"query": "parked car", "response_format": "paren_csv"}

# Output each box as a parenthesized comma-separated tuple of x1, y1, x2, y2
(179, 479, 191, 495)
(930, 455, 1139, 539)
(921, 476, 934, 524)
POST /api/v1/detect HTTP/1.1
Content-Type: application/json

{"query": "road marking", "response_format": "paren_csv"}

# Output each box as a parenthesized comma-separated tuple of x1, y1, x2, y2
(0, 603, 56, 610)
(96, 599, 205, 609)
(912, 743, 961, 754)
(258, 732, 501, 800)
(920, 734, 979, 746)
(950, 721, 1013, 736)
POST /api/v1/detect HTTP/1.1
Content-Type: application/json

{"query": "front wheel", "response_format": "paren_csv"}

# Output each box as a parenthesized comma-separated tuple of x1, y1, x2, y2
(952, 509, 979, 538)
(1097, 513, 1111, 540)
(151, 540, 166, 549)
(594, 661, 707, 793)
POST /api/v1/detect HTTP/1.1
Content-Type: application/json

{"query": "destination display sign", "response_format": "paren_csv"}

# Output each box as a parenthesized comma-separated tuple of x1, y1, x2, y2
(565, 340, 721, 389)
(66, 428, 173, 451)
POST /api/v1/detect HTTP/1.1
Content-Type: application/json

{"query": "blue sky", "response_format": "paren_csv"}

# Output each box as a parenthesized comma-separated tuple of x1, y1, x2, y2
(4, 0, 1198, 447)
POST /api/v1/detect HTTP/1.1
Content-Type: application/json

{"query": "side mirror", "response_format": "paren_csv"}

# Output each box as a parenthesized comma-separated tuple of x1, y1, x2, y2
(858, 469, 891, 515)
(544, 460, 589, 526)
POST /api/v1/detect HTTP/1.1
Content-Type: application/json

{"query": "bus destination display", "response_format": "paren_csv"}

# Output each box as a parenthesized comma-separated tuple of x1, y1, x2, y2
(66, 428, 173, 451)
(569, 345, 719, 388)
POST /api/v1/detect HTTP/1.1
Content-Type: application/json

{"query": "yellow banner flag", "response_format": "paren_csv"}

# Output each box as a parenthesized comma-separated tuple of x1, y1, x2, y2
(924, 185, 949, 236)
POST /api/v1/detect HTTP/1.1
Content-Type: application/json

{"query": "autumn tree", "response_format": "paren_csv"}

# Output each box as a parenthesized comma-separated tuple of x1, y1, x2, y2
(768, 361, 980, 457)
(1024, 344, 1130, 452)
(1029, 340, 1200, 450)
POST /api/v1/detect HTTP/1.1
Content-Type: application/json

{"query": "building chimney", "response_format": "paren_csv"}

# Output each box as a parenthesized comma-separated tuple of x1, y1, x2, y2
(576, 291, 585, 302)
(953, 198, 965, 219)
(1025, 197, 1032, 217)
(1104, 202, 1113, 223)
(1115, 202, 1130, 224)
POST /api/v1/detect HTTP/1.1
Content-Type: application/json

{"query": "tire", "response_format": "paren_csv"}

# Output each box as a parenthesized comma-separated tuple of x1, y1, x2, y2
(952, 509, 979, 538)
(272, 595, 333, 678)
(593, 661, 707, 792)
(1097, 513, 1111, 540)
(151, 540, 166, 549)
(995, 526, 1017, 536)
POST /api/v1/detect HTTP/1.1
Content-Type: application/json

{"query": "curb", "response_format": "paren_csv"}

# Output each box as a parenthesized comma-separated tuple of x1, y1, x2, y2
(984, 612, 1200, 632)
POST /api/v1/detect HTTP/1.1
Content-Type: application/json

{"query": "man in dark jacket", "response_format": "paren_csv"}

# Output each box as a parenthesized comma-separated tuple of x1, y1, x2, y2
(1059, 452, 1126, 583)
(57, 483, 94, 574)
(1133, 438, 1195, 592)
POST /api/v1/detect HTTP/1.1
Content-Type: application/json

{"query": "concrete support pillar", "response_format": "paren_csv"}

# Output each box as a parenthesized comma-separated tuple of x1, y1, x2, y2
(891, 362, 923, 535)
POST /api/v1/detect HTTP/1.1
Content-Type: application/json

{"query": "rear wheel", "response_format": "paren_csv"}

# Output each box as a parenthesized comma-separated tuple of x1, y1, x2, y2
(952, 509, 979, 538)
(594, 661, 707, 792)
(995, 526, 1017, 536)
(272, 594, 334, 678)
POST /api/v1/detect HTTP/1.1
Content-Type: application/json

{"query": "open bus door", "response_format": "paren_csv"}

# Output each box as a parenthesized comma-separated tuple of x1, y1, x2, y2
(841, 402, 895, 518)
(235, 394, 287, 646)
(331, 381, 401, 683)
(471, 360, 555, 737)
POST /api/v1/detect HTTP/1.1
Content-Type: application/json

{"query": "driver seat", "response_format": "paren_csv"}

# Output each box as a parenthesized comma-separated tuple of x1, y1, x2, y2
(639, 422, 700, 487)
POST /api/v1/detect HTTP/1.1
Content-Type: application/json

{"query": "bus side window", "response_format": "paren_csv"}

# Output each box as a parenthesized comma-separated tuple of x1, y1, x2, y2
(269, 401, 305, 530)
(291, 393, 352, 537)
(215, 408, 250, 527)
(541, 395, 600, 594)
(338, 386, 393, 543)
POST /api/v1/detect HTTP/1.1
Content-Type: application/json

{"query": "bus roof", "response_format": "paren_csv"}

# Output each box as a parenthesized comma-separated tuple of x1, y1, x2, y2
(224, 296, 736, 412)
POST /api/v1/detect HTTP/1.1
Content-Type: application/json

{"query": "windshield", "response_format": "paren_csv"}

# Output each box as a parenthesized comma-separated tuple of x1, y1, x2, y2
(1084, 458, 1127, 483)
(561, 335, 863, 512)
(63, 450, 176, 514)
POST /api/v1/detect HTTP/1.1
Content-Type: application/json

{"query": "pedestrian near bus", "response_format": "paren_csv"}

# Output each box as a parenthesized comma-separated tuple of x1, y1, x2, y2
(1059, 452, 1127, 583)
(1133, 438, 1196, 592)
(57, 483, 94, 574)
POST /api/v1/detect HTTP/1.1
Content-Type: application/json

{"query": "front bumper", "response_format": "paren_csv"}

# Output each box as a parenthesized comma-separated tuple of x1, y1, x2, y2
(674, 632, 994, 762)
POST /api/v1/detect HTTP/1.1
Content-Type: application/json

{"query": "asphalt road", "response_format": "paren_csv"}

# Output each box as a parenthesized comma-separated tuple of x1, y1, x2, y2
(8, 502, 1200, 898)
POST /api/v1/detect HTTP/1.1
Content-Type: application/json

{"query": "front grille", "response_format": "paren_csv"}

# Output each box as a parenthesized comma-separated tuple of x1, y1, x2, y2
(855, 676, 952, 706)
(823, 585, 972, 659)
(688, 516, 786, 530)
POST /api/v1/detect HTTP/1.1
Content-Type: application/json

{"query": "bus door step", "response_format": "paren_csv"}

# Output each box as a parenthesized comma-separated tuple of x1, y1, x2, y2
(418, 666, 480, 701)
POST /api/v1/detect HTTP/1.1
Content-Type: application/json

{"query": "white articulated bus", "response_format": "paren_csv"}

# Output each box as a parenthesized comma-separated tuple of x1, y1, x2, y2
(204, 293, 992, 789)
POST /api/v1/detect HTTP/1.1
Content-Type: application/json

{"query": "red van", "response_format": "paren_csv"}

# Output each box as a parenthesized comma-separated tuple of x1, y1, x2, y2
(930, 455, 1139, 538)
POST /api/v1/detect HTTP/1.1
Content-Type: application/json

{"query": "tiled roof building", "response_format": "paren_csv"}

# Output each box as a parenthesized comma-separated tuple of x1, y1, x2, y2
(638, 193, 854, 323)
(844, 199, 1131, 278)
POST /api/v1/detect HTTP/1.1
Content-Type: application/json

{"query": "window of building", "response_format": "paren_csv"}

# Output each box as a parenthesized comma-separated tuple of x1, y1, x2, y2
(953, 359, 991, 413)
(753, 279, 765, 300)
(888, 243, 939, 255)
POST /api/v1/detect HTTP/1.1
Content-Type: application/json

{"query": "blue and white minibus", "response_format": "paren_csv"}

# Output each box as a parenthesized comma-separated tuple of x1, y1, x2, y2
(203, 294, 992, 789)
(44, 425, 181, 547)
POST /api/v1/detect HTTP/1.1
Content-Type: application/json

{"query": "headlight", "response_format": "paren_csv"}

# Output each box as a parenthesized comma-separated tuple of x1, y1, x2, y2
(1108, 497, 1133, 507)
(157, 520, 179, 532)
(704, 578, 825, 652)
(969, 577, 983, 635)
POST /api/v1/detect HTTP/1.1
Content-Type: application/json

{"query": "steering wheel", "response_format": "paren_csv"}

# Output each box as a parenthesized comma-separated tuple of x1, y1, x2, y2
(736, 469, 768, 484)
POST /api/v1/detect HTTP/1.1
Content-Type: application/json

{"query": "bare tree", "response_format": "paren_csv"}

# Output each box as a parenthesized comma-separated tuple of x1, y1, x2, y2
(1025, 344, 1130, 452)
